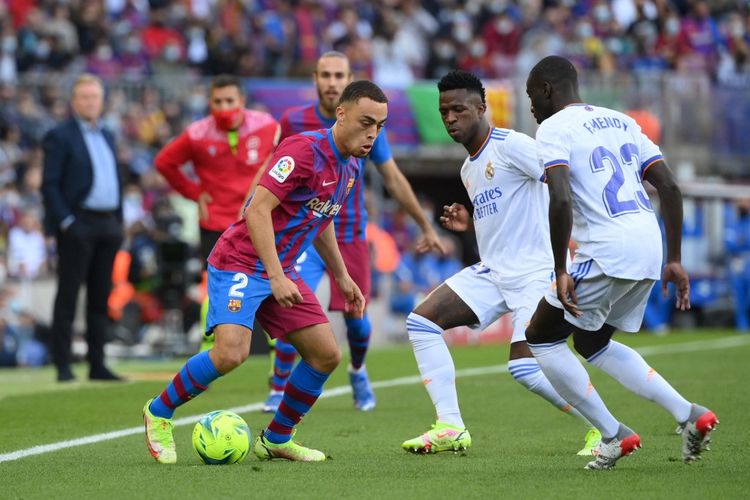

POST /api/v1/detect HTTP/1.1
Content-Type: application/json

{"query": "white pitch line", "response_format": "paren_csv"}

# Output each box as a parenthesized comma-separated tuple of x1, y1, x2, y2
(1, 335, 748, 463)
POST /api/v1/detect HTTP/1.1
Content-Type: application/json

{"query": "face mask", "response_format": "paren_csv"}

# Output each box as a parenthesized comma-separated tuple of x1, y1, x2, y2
(124, 38, 141, 54)
(731, 22, 745, 38)
(97, 45, 113, 60)
(435, 42, 455, 59)
(577, 22, 594, 39)
(212, 108, 243, 131)
(470, 41, 486, 58)
(125, 194, 142, 206)
(36, 40, 50, 58)
(2, 38, 17, 53)
(488, 0, 508, 14)
(666, 18, 680, 36)
(594, 5, 610, 23)
(496, 18, 514, 35)
(163, 44, 181, 62)
(454, 24, 472, 43)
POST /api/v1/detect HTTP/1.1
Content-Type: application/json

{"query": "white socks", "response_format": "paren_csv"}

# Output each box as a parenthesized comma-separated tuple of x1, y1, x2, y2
(508, 358, 592, 426)
(406, 313, 464, 428)
(529, 340, 620, 438)
(587, 340, 692, 422)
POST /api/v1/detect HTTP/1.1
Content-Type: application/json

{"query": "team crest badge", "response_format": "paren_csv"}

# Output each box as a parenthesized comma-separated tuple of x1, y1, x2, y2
(484, 161, 494, 180)
(346, 177, 355, 195)
(228, 299, 242, 312)
(246, 136, 260, 149)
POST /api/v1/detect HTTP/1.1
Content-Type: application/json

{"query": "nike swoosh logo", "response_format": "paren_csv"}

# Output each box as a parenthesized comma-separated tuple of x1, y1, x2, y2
(322, 180, 336, 186)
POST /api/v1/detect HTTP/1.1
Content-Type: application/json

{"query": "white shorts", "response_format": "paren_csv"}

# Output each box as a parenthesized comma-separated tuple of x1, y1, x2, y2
(545, 258, 655, 333)
(445, 263, 551, 343)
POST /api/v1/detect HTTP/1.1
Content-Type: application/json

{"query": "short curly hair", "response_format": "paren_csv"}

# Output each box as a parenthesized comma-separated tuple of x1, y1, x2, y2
(437, 70, 486, 104)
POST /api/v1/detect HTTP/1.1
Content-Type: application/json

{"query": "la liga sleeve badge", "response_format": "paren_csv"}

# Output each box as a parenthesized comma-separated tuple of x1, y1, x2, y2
(269, 156, 295, 182)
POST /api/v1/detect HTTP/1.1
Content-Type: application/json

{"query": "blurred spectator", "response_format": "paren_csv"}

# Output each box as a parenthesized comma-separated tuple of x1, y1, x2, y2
(483, 7, 523, 76)
(0, 285, 50, 367)
(45, 4, 78, 55)
(6, 209, 46, 279)
(140, 7, 184, 62)
(717, 12, 750, 86)
(678, 1, 722, 74)
(0, 0, 741, 81)
(86, 40, 122, 80)
(0, 27, 18, 83)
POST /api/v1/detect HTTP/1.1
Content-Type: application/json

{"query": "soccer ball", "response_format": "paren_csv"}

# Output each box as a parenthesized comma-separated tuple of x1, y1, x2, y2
(192, 410, 251, 465)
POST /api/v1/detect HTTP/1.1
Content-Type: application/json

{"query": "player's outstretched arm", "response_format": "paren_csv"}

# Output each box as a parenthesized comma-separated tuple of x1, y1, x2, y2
(246, 185, 303, 308)
(440, 203, 472, 232)
(643, 161, 691, 310)
(546, 165, 581, 317)
(313, 223, 365, 317)
(377, 159, 445, 255)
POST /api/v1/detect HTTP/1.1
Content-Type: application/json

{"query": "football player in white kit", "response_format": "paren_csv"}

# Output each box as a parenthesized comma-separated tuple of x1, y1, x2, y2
(524, 56, 718, 470)
(401, 70, 600, 455)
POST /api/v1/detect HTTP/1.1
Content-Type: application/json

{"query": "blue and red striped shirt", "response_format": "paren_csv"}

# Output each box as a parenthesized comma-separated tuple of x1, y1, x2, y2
(280, 103, 392, 243)
(208, 129, 363, 277)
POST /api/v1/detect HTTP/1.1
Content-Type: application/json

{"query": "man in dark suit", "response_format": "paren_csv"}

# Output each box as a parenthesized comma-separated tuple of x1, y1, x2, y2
(42, 74, 124, 382)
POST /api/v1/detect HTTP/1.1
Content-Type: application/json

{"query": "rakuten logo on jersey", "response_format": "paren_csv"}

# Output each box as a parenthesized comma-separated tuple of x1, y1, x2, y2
(305, 197, 342, 218)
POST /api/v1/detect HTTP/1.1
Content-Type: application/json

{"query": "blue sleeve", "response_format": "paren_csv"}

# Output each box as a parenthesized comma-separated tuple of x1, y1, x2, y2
(368, 128, 393, 165)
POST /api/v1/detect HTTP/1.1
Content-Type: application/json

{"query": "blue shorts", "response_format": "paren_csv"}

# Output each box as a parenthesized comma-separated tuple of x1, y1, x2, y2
(206, 264, 329, 338)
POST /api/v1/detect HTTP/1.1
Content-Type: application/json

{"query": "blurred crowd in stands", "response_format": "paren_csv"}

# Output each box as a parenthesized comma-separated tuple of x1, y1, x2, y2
(0, 0, 748, 86)
(1, 0, 750, 367)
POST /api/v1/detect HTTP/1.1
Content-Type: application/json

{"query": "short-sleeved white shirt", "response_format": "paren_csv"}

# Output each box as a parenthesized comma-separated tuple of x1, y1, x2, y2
(460, 127, 552, 288)
(536, 104, 663, 280)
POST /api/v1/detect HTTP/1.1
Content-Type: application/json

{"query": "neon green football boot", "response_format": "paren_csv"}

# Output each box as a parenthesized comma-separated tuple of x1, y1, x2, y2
(577, 427, 602, 456)
(402, 422, 472, 454)
(252, 431, 326, 462)
(143, 398, 176, 464)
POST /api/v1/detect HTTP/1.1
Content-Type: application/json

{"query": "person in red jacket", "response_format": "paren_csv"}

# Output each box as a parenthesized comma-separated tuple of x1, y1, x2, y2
(155, 74, 280, 357)
(155, 74, 280, 262)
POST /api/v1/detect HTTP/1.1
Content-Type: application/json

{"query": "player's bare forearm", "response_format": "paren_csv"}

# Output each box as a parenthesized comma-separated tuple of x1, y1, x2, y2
(245, 187, 285, 279)
(644, 161, 683, 263)
(313, 223, 349, 280)
(546, 167, 573, 273)
(378, 159, 431, 231)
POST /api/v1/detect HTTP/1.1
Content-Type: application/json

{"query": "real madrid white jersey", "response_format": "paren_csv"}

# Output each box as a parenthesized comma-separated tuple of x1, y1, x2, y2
(460, 127, 552, 288)
(536, 104, 663, 280)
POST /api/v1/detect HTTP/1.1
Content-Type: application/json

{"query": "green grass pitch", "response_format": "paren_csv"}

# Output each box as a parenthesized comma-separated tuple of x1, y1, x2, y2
(1, 330, 748, 499)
